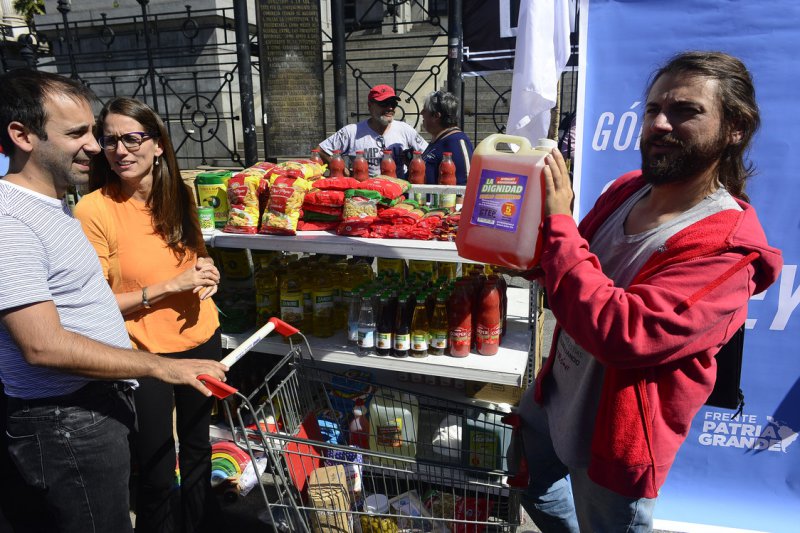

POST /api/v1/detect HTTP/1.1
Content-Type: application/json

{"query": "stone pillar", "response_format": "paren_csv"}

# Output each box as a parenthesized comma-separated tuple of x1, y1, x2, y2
(2, 0, 26, 34)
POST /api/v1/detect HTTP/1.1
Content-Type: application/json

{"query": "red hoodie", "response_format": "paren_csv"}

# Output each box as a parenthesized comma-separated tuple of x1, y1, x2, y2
(534, 171, 783, 498)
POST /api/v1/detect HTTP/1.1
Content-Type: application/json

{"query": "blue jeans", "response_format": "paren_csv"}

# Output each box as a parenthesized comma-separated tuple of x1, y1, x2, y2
(5, 381, 136, 533)
(518, 387, 656, 533)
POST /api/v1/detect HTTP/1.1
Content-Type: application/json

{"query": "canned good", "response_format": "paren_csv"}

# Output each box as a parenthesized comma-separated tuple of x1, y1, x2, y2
(198, 206, 215, 235)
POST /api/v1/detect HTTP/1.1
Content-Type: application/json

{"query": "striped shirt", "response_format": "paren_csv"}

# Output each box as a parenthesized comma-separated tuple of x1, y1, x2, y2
(0, 179, 132, 399)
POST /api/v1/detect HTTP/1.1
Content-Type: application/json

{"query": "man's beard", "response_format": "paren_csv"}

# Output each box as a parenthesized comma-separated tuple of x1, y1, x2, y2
(641, 130, 728, 186)
(375, 114, 392, 127)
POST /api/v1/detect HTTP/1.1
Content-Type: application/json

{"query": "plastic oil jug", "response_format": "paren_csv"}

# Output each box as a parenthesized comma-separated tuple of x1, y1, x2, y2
(368, 389, 419, 464)
(456, 134, 550, 270)
(462, 403, 513, 471)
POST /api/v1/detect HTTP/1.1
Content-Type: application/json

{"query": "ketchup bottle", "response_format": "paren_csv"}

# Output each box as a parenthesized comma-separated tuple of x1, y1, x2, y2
(310, 148, 323, 165)
(447, 279, 472, 357)
(380, 150, 397, 178)
(349, 399, 370, 449)
(476, 278, 501, 356)
(409, 151, 426, 184)
(489, 273, 508, 338)
(352, 150, 369, 181)
(438, 151, 456, 185)
(329, 149, 345, 178)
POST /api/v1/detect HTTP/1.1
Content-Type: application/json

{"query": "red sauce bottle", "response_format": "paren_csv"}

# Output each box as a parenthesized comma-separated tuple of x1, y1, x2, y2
(310, 148, 323, 165)
(438, 151, 456, 185)
(447, 279, 473, 357)
(380, 150, 397, 178)
(475, 278, 501, 356)
(329, 149, 345, 178)
(409, 150, 426, 184)
(352, 150, 369, 181)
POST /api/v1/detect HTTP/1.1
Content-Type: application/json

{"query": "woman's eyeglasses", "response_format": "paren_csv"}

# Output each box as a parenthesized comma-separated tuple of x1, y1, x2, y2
(98, 132, 154, 152)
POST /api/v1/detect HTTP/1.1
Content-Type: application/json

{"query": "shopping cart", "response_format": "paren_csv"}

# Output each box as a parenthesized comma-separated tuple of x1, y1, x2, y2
(201, 318, 523, 533)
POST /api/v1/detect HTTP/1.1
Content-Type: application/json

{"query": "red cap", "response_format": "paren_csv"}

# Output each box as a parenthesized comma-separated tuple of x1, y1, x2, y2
(368, 84, 400, 102)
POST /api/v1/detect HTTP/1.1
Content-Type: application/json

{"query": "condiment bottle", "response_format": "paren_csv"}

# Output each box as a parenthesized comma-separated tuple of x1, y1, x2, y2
(393, 295, 411, 357)
(409, 150, 426, 184)
(428, 292, 449, 356)
(448, 279, 472, 357)
(476, 278, 501, 356)
(352, 150, 369, 181)
(310, 148, 323, 165)
(380, 150, 397, 178)
(349, 399, 370, 449)
(376, 294, 393, 356)
(438, 151, 456, 185)
(410, 298, 429, 358)
(329, 149, 345, 178)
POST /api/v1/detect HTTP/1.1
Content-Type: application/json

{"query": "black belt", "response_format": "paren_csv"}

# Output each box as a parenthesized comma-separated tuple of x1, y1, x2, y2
(6, 380, 133, 410)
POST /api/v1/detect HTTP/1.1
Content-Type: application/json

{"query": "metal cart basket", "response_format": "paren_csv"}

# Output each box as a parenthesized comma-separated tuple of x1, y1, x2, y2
(205, 319, 523, 533)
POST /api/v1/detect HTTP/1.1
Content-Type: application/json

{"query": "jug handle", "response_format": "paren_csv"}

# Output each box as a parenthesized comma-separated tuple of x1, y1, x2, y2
(479, 133, 533, 152)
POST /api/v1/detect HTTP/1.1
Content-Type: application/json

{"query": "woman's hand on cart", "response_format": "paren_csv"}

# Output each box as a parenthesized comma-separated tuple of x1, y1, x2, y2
(199, 317, 300, 399)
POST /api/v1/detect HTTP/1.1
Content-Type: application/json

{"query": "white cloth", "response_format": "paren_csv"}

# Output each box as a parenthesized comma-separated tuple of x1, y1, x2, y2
(505, 0, 571, 145)
(0, 180, 132, 399)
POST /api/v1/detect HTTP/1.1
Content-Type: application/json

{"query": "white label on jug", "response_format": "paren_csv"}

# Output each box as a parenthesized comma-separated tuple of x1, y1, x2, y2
(471, 170, 528, 233)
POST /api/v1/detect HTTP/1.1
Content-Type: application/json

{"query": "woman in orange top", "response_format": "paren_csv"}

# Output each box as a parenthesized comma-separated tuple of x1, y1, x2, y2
(75, 97, 221, 533)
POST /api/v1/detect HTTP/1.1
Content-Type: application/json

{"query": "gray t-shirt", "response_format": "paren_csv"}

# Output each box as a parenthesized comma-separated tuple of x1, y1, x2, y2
(545, 185, 740, 468)
(319, 119, 428, 180)
(0, 180, 132, 399)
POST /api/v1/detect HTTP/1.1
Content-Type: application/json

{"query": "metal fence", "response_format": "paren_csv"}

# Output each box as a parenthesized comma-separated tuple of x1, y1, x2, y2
(1, 2, 259, 168)
(1, 0, 579, 168)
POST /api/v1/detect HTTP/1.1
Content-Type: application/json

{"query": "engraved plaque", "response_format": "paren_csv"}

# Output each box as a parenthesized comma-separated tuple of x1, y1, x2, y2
(258, 0, 325, 157)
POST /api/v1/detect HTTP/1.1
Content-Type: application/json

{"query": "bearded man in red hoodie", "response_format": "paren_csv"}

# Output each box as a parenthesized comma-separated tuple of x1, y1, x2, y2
(518, 51, 783, 532)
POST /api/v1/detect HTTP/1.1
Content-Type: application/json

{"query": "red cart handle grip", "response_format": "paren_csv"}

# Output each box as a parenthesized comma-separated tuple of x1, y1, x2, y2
(199, 374, 238, 400)
(269, 316, 299, 337)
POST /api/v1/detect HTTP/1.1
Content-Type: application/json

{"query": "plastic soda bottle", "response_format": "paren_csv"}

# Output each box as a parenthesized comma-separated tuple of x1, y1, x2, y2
(329, 149, 346, 178)
(352, 150, 369, 181)
(410, 298, 429, 358)
(310, 148, 323, 165)
(380, 150, 397, 178)
(393, 295, 411, 357)
(254, 257, 279, 327)
(409, 150, 426, 184)
(428, 292, 449, 355)
(312, 270, 335, 338)
(347, 288, 362, 346)
(357, 293, 376, 356)
(448, 279, 473, 357)
(476, 278, 501, 355)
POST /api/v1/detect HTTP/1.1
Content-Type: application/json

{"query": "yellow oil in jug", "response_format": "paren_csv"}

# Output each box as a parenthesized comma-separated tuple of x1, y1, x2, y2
(456, 134, 550, 270)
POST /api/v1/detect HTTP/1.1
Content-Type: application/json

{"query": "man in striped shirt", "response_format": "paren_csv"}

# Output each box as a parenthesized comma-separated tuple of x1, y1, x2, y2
(0, 70, 227, 532)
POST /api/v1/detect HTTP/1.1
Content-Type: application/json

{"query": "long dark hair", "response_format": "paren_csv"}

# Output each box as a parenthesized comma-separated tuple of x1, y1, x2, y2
(646, 51, 760, 201)
(89, 97, 206, 260)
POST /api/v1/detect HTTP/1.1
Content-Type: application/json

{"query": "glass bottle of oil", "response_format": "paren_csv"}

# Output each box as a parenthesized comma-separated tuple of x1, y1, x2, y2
(410, 296, 429, 358)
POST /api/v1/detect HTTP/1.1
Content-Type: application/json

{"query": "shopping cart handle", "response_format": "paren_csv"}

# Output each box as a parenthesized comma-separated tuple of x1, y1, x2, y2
(269, 316, 299, 337)
(198, 374, 238, 399)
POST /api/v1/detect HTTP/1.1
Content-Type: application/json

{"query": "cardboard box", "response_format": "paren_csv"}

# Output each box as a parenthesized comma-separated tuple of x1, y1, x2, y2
(466, 381, 525, 407)
(307, 464, 352, 533)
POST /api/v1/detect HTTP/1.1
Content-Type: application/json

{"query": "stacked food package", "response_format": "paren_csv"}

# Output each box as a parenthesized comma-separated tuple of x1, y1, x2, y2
(216, 160, 459, 240)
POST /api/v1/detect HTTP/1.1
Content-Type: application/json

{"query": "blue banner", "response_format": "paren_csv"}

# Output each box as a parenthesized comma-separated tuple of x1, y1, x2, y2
(577, 1, 799, 530)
